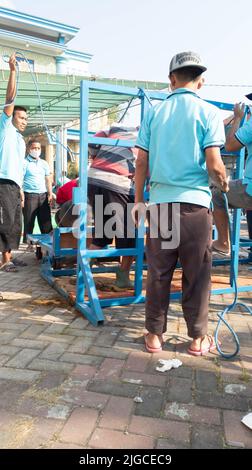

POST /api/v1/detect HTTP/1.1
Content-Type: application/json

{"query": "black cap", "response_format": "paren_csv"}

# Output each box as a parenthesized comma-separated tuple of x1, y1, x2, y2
(245, 93, 252, 101)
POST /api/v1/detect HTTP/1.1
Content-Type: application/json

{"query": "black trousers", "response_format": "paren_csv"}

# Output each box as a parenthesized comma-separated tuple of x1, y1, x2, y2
(0, 179, 21, 252)
(23, 192, 52, 243)
(145, 203, 212, 339)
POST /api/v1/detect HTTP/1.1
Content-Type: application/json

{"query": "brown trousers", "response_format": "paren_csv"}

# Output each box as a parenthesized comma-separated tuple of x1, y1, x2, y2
(145, 203, 212, 339)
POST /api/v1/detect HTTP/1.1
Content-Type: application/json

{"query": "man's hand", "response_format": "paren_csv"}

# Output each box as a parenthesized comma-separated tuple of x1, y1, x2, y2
(9, 54, 17, 72)
(131, 202, 147, 226)
(48, 194, 53, 206)
(222, 176, 230, 193)
(233, 103, 245, 120)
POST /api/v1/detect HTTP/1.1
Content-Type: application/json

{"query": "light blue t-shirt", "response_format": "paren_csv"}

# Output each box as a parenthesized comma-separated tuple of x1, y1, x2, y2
(23, 156, 51, 193)
(136, 88, 225, 208)
(235, 116, 252, 190)
(0, 112, 26, 187)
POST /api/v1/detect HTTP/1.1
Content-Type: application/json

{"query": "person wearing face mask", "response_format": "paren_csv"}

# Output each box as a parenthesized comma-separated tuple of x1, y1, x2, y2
(22, 139, 53, 243)
(0, 54, 28, 272)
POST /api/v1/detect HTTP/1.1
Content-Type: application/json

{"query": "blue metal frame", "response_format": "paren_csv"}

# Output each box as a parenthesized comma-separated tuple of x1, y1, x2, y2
(70, 81, 252, 325)
(31, 81, 252, 326)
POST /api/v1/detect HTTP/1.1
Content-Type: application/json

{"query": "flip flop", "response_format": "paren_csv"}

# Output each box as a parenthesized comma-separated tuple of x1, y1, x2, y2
(0, 262, 18, 273)
(212, 246, 230, 256)
(187, 335, 218, 356)
(144, 333, 162, 353)
(11, 258, 28, 267)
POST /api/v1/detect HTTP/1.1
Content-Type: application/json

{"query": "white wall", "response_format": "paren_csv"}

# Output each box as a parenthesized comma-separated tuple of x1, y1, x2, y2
(0, 45, 56, 74)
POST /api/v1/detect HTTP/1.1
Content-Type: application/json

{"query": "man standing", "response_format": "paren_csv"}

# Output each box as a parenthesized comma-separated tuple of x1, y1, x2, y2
(0, 54, 27, 272)
(133, 51, 228, 354)
(23, 139, 53, 243)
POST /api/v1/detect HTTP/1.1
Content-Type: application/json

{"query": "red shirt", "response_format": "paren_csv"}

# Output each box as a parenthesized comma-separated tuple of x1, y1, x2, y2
(56, 179, 78, 204)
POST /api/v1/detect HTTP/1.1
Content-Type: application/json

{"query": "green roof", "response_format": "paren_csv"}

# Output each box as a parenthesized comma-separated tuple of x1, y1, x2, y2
(0, 70, 167, 134)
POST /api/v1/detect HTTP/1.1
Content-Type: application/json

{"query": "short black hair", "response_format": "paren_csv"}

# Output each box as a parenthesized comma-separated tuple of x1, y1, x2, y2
(170, 66, 202, 82)
(13, 105, 27, 117)
(27, 138, 41, 147)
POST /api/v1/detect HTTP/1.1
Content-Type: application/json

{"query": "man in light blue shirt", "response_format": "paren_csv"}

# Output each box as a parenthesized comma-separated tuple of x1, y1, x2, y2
(132, 51, 228, 356)
(0, 54, 28, 271)
(212, 102, 252, 254)
(23, 139, 53, 243)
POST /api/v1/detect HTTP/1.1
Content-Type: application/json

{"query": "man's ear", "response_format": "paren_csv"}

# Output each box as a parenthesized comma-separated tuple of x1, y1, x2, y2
(169, 73, 176, 90)
(197, 76, 205, 90)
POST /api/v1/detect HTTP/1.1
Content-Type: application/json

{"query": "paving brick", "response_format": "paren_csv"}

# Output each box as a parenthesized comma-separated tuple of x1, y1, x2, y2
(99, 396, 134, 431)
(68, 317, 89, 329)
(0, 331, 18, 345)
(20, 418, 63, 449)
(129, 415, 190, 444)
(166, 377, 192, 403)
(0, 414, 34, 449)
(0, 367, 41, 382)
(87, 346, 128, 360)
(47, 404, 72, 420)
(240, 358, 252, 376)
(37, 334, 75, 344)
(15, 397, 62, 419)
(50, 442, 84, 449)
(43, 323, 68, 335)
(67, 337, 93, 354)
(164, 402, 221, 425)
(11, 339, 48, 350)
(89, 428, 154, 449)
(113, 341, 143, 352)
(36, 372, 68, 390)
(95, 358, 124, 381)
(70, 364, 98, 381)
(121, 371, 167, 388)
(0, 355, 9, 365)
(0, 381, 31, 411)
(0, 322, 28, 332)
(20, 325, 48, 338)
(195, 370, 218, 391)
(64, 328, 99, 338)
(6, 349, 41, 368)
(40, 343, 68, 360)
(191, 424, 224, 449)
(156, 438, 189, 449)
(60, 408, 98, 444)
(223, 410, 252, 448)
(27, 359, 74, 373)
(195, 391, 249, 411)
(87, 379, 139, 398)
(224, 383, 252, 398)
(60, 389, 109, 409)
(134, 387, 165, 418)
(125, 351, 151, 372)
(0, 346, 21, 357)
(60, 353, 103, 366)
(219, 359, 244, 383)
(167, 365, 194, 379)
(94, 331, 119, 347)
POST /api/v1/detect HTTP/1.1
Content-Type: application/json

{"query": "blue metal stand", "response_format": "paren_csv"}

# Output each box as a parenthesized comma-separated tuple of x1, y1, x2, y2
(31, 81, 252, 326)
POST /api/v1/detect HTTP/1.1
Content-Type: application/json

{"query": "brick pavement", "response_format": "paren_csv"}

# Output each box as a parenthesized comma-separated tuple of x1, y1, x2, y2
(0, 248, 251, 449)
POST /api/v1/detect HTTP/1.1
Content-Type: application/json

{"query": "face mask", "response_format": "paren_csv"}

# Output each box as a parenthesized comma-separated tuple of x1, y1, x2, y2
(29, 149, 41, 159)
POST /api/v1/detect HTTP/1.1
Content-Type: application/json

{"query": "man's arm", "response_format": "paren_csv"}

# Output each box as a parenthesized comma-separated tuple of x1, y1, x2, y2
(131, 148, 149, 224)
(5, 54, 17, 117)
(206, 147, 229, 192)
(134, 148, 149, 203)
(45, 175, 53, 205)
(225, 103, 245, 152)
